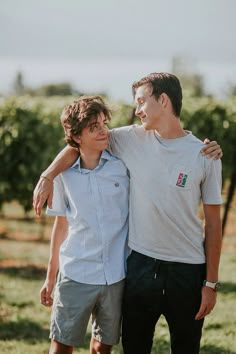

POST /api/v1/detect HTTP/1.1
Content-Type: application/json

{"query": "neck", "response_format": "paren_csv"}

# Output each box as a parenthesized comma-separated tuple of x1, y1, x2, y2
(80, 150, 102, 170)
(155, 126, 187, 139)
(154, 114, 187, 139)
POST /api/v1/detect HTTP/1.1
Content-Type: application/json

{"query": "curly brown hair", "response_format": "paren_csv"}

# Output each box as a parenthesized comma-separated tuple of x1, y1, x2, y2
(61, 96, 111, 148)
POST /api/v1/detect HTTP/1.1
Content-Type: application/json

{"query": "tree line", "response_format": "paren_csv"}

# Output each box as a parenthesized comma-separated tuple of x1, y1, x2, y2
(0, 95, 235, 234)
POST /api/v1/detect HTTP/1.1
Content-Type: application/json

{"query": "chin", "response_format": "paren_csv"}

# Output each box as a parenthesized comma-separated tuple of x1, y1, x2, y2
(142, 122, 152, 131)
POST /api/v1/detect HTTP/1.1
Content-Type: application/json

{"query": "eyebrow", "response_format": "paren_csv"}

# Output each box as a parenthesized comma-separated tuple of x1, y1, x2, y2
(88, 117, 108, 127)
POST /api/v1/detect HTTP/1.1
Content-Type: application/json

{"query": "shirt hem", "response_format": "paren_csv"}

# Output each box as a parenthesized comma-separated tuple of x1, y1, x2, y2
(60, 270, 126, 286)
(128, 242, 206, 264)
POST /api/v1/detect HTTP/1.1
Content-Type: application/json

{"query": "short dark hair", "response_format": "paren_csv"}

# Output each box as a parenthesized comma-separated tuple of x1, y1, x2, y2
(132, 72, 183, 117)
(61, 96, 111, 148)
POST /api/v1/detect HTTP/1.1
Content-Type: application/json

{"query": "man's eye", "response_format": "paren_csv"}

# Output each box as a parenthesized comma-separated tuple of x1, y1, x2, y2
(89, 125, 97, 132)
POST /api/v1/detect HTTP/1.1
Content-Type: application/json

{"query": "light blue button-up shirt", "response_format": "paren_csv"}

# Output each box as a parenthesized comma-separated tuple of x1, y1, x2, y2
(47, 150, 129, 285)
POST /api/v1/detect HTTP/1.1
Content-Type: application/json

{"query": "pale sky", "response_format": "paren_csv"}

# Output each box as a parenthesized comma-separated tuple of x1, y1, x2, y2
(1, 0, 236, 101)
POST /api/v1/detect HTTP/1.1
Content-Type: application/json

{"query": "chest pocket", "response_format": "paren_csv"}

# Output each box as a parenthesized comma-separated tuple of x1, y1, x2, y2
(98, 160, 129, 214)
(169, 165, 193, 191)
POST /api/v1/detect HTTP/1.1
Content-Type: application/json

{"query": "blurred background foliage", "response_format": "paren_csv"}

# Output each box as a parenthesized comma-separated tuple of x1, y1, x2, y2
(0, 75, 235, 233)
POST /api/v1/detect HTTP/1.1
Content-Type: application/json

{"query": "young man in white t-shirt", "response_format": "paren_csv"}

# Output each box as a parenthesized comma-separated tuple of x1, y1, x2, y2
(35, 73, 222, 354)
(40, 96, 129, 354)
(109, 73, 222, 354)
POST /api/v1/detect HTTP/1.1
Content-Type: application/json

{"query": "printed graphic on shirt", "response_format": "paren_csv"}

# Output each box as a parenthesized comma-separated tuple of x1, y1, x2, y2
(176, 173, 188, 188)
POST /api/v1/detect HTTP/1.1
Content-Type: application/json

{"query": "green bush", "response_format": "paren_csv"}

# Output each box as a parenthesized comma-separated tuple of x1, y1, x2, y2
(0, 96, 68, 212)
(0, 95, 235, 215)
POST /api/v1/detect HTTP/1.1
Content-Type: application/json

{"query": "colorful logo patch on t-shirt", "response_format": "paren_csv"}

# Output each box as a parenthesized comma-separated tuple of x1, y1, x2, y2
(176, 173, 188, 187)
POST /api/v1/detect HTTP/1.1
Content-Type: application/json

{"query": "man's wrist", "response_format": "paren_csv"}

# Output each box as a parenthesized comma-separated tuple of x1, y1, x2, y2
(46, 271, 57, 283)
(41, 168, 58, 181)
(40, 174, 53, 183)
(203, 280, 221, 291)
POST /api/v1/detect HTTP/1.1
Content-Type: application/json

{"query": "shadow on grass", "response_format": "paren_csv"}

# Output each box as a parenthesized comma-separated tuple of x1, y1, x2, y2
(0, 231, 50, 243)
(0, 318, 49, 342)
(0, 232, 8, 240)
(205, 322, 222, 330)
(150, 336, 235, 354)
(0, 318, 110, 351)
(220, 281, 236, 294)
(0, 264, 46, 280)
(201, 344, 236, 354)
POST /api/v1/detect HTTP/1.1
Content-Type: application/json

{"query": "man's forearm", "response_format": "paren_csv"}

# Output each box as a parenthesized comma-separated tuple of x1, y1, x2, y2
(46, 216, 68, 281)
(43, 145, 79, 180)
(33, 147, 78, 215)
(203, 205, 222, 281)
(195, 212, 221, 321)
(46, 258, 59, 283)
(205, 224, 222, 281)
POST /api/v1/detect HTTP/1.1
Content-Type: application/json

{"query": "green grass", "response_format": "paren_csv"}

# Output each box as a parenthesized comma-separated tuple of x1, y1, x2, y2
(1, 198, 236, 353)
(0, 241, 235, 353)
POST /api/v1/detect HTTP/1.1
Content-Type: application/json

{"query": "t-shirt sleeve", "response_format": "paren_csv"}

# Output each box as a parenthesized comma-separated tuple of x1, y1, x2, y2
(201, 159, 223, 205)
(46, 175, 68, 216)
(108, 125, 133, 159)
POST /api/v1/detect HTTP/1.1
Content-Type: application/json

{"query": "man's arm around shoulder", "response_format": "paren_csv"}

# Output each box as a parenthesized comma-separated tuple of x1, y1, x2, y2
(33, 145, 79, 216)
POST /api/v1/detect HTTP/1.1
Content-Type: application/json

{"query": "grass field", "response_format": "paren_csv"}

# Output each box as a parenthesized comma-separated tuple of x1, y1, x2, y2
(0, 200, 236, 354)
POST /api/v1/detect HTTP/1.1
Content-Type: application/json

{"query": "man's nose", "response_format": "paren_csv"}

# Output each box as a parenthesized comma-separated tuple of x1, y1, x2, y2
(99, 125, 108, 134)
(135, 106, 141, 116)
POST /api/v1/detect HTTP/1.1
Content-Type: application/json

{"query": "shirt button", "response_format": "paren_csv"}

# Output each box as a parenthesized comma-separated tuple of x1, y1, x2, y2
(114, 182, 119, 187)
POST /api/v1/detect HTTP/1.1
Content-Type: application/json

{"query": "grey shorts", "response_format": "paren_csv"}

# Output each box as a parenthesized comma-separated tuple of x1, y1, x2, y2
(50, 273, 125, 347)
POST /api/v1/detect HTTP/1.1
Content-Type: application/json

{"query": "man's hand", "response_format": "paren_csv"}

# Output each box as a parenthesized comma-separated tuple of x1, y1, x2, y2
(201, 139, 223, 160)
(40, 279, 54, 307)
(195, 286, 217, 320)
(33, 177, 54, 216)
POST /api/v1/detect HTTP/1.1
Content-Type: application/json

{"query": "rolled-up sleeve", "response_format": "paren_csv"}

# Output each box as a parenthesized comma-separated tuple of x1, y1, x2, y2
(46, 175, 68, 216)
(202, 159, 222, 205)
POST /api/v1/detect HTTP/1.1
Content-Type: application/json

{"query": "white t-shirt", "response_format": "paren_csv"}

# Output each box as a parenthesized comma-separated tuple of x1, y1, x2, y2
(109, 125, 222, 264)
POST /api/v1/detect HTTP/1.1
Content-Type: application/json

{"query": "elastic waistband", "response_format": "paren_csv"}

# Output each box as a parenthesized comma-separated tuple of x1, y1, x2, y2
(132, 250, 205, 267)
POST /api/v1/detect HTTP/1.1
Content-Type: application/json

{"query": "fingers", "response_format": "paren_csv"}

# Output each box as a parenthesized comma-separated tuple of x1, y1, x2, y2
(195, 287, 217, 320)
(195, 304, 212, 320)
(34, 198, 41, 217)
(35, 194, 47, 216)
(32, 177, 54, 215)
(48, 191, 53, 209)
(202, 149, 222, 159)
(34, 196, 43, 217)
(33, 181, 43, 216)
(203, 138, 210, 144)
(201, 140, 223, 160)
(40, 287, 53, 307)
(204, 150, 223, 159)
(33, 190, 40, 216)
(213, 151, 223, 160)
(36, 204, 41, 217)
(201, 141, 218, 153)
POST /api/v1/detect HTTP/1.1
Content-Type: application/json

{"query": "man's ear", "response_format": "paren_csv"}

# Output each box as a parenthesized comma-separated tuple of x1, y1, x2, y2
(160, 93, 167, 105)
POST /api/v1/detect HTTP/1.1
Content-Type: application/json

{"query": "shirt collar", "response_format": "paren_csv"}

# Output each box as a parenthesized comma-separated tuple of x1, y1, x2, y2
(71, 150, 114, 173)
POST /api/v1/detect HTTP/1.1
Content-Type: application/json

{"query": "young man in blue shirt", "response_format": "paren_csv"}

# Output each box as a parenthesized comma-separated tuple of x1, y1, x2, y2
(40, 96, 129, 354)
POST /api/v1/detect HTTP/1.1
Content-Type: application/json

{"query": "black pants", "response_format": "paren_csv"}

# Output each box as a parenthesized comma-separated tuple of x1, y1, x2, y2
(122, 251, 205, 354)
